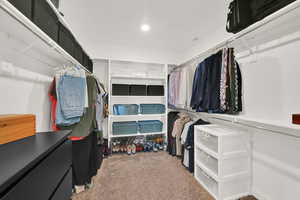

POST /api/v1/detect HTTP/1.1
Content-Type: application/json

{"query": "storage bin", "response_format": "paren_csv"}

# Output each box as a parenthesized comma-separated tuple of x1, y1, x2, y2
(8, 0, 32, 19)
(140, 104, 165, 114)
(58, 23, 74, 56)
(112, 84, 130, 96)
(138, 120, 163, 133)
(197, 130, 218, 153)
(129, 85, 147, 96)
(147, 85, 164, 96)
(195, 165, 218, 198)
(195, 125, 250, 158)
(195, 164, 250, 200)
(196, 147, 218, 175)
(73, 41, 83, 64)
(113, 104, 139, 115)
(112, 121, 138, 135)
(87, 58, 93, 73)
(33, 0, 59, 42)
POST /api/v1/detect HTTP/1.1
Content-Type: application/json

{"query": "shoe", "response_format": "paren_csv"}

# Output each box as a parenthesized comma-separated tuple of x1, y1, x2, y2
(127, 145, 132, 155)
(131, 144, 136, 154)
(153, 144, 158, 152)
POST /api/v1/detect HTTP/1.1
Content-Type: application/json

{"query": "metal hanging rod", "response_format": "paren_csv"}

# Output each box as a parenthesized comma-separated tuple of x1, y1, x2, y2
(171, 107, 300, 138)
(175, 0, 300, 70)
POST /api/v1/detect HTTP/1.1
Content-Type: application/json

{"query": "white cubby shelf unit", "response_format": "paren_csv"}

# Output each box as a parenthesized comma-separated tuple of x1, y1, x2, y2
(108, 60, 168, 146)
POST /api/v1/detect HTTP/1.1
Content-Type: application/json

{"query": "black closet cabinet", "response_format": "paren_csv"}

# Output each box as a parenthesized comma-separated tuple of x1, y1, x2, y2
(32, 0, 59, 42)
(8, 0, 33, 19)
(0, 131, 72, 200)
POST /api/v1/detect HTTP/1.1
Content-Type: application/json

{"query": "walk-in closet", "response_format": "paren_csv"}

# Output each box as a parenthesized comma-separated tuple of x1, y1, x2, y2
(1, 0, 300, 200)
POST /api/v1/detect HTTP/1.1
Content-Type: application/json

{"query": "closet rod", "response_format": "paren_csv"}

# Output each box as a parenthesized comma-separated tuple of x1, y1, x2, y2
(175, 0, 300, 70)
(0, 0, 91, 74)
(172, 107, 300, 139)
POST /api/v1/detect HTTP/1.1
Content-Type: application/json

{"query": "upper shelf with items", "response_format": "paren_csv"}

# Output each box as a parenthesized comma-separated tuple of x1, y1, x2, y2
(181, 0, 300, 66)
(0, 0, 92, 73)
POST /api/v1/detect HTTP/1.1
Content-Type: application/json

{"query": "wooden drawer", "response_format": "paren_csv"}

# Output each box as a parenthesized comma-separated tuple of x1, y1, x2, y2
(0, 114, 36, 145)
(2, 140, 72, 200)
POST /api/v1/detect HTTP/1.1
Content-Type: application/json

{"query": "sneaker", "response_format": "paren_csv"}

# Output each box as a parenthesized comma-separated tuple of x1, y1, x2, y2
(131, 144, 136, 154)
(127, 144, 132, 155)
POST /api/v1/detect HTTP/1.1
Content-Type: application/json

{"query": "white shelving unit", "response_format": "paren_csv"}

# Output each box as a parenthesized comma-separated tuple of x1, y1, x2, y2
(107, 60, 168, 146)
(194, 125, 251, 200)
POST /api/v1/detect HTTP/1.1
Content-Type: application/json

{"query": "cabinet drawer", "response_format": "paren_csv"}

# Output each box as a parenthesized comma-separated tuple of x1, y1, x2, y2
(196, 147, 250, 179)
(0, 115, 35, 145)
(196, 130, 218, 153)
(51, 168, 72, 200)
(2, 140, 71, 200)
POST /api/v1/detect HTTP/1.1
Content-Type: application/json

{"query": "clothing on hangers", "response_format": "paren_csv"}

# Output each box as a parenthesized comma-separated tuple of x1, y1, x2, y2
(190, 48, 242, 114)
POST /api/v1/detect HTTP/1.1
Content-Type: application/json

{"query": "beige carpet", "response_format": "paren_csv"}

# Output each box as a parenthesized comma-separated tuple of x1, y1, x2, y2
(72, 152, 256, 200)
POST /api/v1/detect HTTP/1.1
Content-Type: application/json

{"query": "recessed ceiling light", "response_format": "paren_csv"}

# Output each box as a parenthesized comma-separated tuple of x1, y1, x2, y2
(141, 24, 150, 32)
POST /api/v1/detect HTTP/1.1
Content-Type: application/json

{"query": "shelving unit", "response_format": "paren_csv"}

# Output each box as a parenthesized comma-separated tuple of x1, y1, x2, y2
(0, 0, 91, 74)
(194, 125, 251, 200)
(107, 60, 168, 146)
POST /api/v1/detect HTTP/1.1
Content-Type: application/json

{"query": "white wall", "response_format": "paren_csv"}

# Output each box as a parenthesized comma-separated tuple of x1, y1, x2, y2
(0, 60, 52, 132)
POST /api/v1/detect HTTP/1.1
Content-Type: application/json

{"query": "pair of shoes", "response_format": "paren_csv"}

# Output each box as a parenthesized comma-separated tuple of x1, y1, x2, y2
(74, 185, 85, 194)
(127, 144, 137, 155)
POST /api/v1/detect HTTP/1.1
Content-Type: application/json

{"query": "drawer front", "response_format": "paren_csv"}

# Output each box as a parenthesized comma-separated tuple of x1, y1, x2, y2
(0, 115, 35, 145)
(195, 165, 218, 198)
(2, 140, 72, 200)
(196, 147, 218, 175)
(197, 130, 218, 153)
(51, 168, 72, 200)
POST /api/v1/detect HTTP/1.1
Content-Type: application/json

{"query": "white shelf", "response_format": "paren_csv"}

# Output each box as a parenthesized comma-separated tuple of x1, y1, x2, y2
(110, 132, 165, 138)
(108, 62, 168, 146)
(111, 75, 165, 80)
(180, 0, 300, 66)
(173, 107, 300, 138)
(111, 96, 165, 105)
(0, 0, 90, 73)
(110, 114, 166, 122)
(196, 143, 219, 159)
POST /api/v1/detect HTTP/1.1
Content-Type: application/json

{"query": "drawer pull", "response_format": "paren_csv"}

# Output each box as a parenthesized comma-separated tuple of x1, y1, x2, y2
(0, 124, 7, 128)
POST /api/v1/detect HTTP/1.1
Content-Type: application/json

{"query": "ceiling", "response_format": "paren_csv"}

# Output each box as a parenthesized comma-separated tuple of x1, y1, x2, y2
(60, 0, 231, 64)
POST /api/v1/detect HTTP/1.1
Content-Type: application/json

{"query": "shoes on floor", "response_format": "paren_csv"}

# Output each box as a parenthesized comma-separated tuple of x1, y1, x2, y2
(131, 144, 136, 154)
(74, 185, 85, 194)
(127, 144, 132, 155)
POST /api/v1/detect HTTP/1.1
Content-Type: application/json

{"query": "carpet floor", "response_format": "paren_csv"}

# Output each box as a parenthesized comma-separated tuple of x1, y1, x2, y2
(72, 152, 256, 200)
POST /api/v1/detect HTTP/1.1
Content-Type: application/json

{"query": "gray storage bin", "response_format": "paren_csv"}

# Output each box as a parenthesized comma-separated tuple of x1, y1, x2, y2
(140, 104, 165, 114)
(113, 104, 139, 115)
(112, 121, 138, 135)
(138, 120, 163, 133)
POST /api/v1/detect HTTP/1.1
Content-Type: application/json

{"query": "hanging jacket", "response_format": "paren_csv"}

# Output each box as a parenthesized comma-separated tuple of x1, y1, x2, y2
(185, 119, 210, 173)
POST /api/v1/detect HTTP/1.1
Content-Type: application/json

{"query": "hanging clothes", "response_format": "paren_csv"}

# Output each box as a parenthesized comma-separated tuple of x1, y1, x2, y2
(184, 119, 210, 173)
(55, 66, 87, 126)
(190, 48, 242, 114)
(171, 113, 191, 156)
(59, 75, 98, 137)
(168, 68, 189, 108)
(167, 111, 180, 155)
(181, 121, 194, 168)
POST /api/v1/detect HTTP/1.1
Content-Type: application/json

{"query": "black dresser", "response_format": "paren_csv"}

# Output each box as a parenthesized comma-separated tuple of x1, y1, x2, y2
(0, 131, 72, 200)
